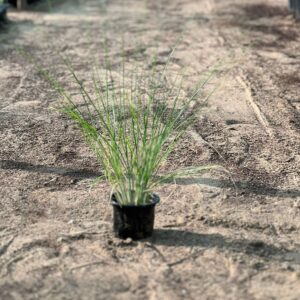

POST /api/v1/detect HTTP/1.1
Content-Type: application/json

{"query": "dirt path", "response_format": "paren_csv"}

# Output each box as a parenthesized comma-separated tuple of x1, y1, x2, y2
(0, 0, 300, 299)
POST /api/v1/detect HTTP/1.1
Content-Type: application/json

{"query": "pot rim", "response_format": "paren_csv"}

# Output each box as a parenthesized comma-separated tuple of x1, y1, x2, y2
(111, 192, 160, 207)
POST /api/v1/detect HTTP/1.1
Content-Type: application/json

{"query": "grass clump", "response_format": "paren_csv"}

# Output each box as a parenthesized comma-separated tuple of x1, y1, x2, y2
(30, 47, 221, 206)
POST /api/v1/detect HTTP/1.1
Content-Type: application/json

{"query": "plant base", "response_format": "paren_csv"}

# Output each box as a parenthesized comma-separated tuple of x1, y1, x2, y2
(111, 194, 160, 240)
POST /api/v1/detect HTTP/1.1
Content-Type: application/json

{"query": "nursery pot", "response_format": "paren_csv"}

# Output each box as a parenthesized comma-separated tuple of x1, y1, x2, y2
(111, 193, 160, 240)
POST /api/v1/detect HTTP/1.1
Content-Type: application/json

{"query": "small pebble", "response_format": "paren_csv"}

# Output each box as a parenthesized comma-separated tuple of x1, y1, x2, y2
(293, 199, 300, 209)
(124, 237, 133, 244)
(176, 216, 185, 225)
(60, 245, 71, 256)
(56, 237, 64, 243)
(282, 262, 294, 271)
(222, 194, 229, 200)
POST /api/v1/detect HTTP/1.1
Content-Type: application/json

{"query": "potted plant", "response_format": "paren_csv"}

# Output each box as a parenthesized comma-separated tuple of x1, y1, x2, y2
(32, 49, 221, 240)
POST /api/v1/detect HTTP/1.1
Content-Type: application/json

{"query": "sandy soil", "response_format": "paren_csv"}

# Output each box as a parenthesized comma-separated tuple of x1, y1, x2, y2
(0, 0, 300, 299)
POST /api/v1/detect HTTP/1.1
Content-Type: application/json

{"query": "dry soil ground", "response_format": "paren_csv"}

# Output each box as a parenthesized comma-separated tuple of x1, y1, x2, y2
(0, 0, 300, 299)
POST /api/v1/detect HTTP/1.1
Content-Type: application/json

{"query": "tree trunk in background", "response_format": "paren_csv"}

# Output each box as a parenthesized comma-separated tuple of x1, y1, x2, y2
(17, 0, 27, 10)
(7, 0, 27, 10)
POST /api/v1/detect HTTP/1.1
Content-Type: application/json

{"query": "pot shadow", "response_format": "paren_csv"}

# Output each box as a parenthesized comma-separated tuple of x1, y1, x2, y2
(7, 0, 81, 13)
(1, 159, 299, 198)
(152, 229, 300, 264)
(28, 0, 107, 14)
(239, 3, 290, 20)
(172, 177, 300, 198)
(0, 159, 101, 179)
(217, 3, 299, 48)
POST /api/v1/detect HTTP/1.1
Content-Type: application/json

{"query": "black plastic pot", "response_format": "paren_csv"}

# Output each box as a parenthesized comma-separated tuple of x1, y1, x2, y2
(111, 193, 160, 240)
